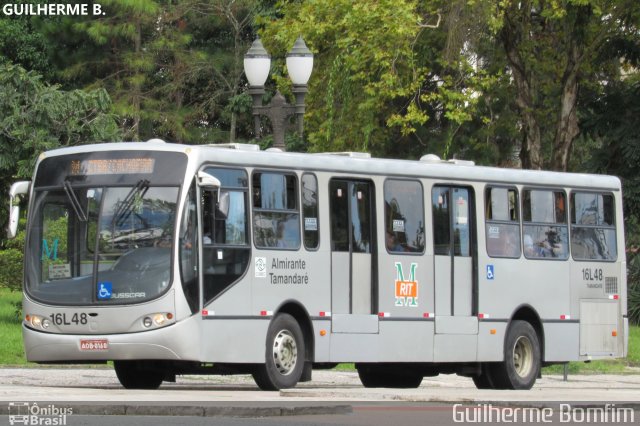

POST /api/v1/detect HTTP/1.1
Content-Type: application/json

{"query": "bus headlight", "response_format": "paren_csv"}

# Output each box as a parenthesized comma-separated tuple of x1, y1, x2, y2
(142, 313, 173, 328)
(26, 314, 49, 330)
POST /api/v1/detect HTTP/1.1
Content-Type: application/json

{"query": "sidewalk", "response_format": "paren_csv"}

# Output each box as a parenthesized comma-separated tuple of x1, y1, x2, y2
(0, 368, 638, 417)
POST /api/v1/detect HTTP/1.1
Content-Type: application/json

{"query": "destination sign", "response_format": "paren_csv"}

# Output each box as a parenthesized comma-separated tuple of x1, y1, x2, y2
(69, 158, 155, 175)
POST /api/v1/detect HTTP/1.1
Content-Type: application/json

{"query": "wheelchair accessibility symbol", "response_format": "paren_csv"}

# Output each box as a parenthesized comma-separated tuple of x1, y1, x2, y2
(486, 265, 495, 280)
(97, 282, 112, 300)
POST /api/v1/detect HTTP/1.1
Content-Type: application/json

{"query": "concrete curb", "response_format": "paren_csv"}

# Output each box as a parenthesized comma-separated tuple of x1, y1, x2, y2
(2, 403, 353, 418)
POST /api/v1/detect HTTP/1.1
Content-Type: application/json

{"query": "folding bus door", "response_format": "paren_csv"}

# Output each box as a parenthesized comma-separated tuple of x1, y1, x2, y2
(329, 179, 378, 334)
(432, 186, 478, 340)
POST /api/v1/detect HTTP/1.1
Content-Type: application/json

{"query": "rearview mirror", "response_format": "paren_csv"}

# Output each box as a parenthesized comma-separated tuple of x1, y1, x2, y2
(217, 191, 230, 219)
(7, 180, 30, 239)
(197, 171, 221, 189)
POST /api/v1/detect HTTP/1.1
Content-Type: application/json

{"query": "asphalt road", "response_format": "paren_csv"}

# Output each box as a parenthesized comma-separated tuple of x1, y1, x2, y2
(0, 368, 638, 425)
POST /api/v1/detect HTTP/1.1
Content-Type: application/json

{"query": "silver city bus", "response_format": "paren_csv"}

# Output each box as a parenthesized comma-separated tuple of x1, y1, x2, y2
(8, 140, 628, 390)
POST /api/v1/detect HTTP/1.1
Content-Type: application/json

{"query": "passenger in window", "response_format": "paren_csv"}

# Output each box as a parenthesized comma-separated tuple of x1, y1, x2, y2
(501, 227, 520, 257)
(386, 230, 404, 252)
(524, 233, 542, 257)
(524, 231, 562, 258)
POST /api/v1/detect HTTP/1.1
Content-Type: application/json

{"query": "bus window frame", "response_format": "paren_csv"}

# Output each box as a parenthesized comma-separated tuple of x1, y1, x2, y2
(520, 186, 570, 261)
(200, 165, 251, 248)
(484, 184, 522, 259)
(301, 172, 320, 252)
(383, 178, 425, 256)
(569, 190, 618, 263)
(251, 169, 302, 251)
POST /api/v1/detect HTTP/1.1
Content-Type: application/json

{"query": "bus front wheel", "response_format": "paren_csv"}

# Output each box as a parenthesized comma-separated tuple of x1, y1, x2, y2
(490, 320, 541, 390)
(113, 360, 164, 390)
(253, 313, 305, 390)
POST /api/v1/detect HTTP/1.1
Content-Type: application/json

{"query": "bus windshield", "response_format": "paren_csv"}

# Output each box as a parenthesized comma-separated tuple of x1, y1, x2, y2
(25, 151, 187, 306)
(26, 185, 178, 305)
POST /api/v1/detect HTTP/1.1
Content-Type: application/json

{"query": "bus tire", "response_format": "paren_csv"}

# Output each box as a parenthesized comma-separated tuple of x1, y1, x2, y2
(472, 364, 496, 389)
(113, 360, 164, 390)
(252, 313, 305, 390)
(491, 320, 541, 390)
(356, 364, 423, 388)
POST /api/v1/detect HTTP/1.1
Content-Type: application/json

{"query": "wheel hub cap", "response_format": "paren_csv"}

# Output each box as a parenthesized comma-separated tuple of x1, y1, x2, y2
(513, 336, 533, 378)
(273, 330, 297, 375)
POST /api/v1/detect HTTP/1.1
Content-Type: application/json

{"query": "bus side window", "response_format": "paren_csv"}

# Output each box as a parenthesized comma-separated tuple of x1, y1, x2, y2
(385, 179, 425, 253)
(301, 174, 319, 250)
(485, 187, 521, 258)
(522, 189, 569, 260)
(252, 172, 301, 250)
(570, 192, 617, 261)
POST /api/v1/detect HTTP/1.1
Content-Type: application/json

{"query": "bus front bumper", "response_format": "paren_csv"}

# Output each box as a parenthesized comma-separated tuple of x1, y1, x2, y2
(22, 317, 201, 362)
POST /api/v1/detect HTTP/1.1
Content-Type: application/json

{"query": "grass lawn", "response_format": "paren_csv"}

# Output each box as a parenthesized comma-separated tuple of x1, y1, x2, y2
(1, 286, 639, 373)
(0, 287, 27, 365)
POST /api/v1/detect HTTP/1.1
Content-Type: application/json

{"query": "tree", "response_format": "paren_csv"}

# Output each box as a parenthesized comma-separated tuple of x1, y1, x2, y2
(0, 63, 120, 236)
(54, 0, 258, 143)
(492, 0, 640, 171)
(0, 10, 50, 77)
(259, 0, 431, 154)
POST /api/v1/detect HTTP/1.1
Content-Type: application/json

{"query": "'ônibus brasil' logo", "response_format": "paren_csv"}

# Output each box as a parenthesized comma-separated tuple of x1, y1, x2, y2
(395, 262, 418, 307)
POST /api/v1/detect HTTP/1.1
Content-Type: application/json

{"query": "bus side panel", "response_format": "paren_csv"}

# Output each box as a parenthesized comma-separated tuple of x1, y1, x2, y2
(478, 257, 570, 322)
(377, 322, 434, 362)
(569, 262, 625, 358)
(434, 334, 477, 362)
(312, 319, 331, 362)
(543, 322, 580, 361)
(199, 319, 268, 363)
(477, 322, 507, 361)
(329, 333, 379, 362)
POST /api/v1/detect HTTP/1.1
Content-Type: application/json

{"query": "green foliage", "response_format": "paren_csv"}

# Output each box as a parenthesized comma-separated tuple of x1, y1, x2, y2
(629, 252, 640, 325)
(0, 63, 120, 237)
(0, 249, 24, 292)
(260, 0, 429, 153)
(57, 0, 258, 143)
(0, 217, 25, 292)
(0, 63, 120, 178)
(0, 9, 50, 76)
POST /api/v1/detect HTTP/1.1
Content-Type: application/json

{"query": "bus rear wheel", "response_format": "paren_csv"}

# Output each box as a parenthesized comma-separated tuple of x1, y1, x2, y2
(490, 320, 541, 390)
(356, 364, 423, 388)
(114, 360, 164, 390)
(253, 313, 305, 390)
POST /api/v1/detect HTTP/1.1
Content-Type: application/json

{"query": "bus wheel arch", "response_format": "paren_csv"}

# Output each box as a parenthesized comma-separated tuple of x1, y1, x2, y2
(275, 300, 315, 366)
(510, 305, 545, 363)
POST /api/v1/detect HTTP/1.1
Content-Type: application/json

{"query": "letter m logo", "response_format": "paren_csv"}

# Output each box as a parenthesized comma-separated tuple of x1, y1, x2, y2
(395, 262, 418, 306)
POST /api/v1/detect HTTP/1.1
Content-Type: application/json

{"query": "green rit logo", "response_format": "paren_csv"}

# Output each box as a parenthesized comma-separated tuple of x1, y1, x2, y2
(394, 262, 418, 307)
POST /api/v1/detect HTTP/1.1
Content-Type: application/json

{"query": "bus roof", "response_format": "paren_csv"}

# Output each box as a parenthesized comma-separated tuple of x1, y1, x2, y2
(38, 140, 621, 191)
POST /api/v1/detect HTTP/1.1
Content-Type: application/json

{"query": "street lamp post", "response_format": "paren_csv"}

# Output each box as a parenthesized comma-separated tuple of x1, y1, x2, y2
(243, 36, 314, 150)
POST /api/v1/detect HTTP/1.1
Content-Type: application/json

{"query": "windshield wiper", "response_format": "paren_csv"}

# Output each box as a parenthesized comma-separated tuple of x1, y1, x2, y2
(63, 180, 87, 222)
(113, 180, 150, 227)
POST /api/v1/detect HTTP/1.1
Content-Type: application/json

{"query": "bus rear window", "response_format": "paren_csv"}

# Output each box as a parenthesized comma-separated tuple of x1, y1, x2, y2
(570, 192, 617, 261)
